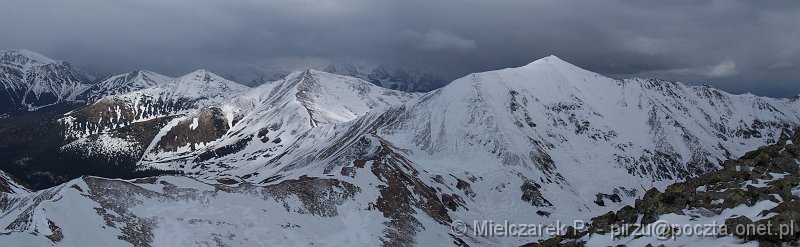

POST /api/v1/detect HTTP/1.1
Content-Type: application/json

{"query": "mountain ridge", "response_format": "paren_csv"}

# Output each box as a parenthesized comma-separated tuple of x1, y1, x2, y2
(1, 53, 799, 246)
(201, 55, 799, 245)
(138, 69, 420, 174)
(0, 49, 91, 113)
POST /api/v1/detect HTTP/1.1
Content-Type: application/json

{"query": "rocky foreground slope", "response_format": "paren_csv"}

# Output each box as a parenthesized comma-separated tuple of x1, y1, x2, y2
(529, 134, 800, 246)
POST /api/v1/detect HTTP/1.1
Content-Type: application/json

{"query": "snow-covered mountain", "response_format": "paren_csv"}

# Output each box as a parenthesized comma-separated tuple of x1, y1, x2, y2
(85, 70, 172, 101)
(53, 70, 250, 174)
(61, 70, 248, 137)
(0, 49, 91, 114)
(0, 67, 252, 190)
(2, 68, 417, 186)
(2, 55, 800, 246)
(151, 55, 795, 245)
(138, 69, 420, 174)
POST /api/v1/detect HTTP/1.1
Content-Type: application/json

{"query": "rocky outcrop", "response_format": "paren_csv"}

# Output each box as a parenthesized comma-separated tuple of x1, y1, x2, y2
(154, 107, 238, 153)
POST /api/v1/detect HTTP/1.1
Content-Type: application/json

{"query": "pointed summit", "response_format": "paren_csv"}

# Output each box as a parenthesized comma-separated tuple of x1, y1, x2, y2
(172, 69, 249, 97)
(541, 55, 570, 64)
(539, 55, 567, 62)
(441, 54, 603, 94)
(522, 55, 587, 71)
(180, 69, 249, 87)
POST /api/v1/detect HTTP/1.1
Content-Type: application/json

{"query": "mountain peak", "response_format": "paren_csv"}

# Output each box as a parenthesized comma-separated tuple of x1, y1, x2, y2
(180, 69, 232, 83)
(497, 54, 601, 82)
(522, 55, 582, 70)
(86, 70, 173, 100)
(176, 69, 250, 93)
(294, 69, 329, 78)
(306, 69, 341, 77)
(184, 69, 215, 77)
(125, 69, 146, 78)
(132, 69, 163, 78)
(445, 55, 600, 92)
(282, 69, 337, 83)
(0, 49, 60, 66)
(540, 54, 567, 63)
(289, 69, 375, 89)
(106, 69, 169, 84)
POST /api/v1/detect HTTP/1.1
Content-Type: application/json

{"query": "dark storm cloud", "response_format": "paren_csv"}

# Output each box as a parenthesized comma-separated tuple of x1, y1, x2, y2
(1, 0, 798, 96)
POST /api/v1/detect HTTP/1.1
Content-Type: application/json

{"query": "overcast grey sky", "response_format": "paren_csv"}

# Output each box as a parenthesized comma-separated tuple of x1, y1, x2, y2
(1, 0, 798, 97)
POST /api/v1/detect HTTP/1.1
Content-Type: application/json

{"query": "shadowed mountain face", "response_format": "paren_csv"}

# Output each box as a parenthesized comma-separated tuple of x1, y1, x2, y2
(0, 51, 799, 246)
(0, 56, 251, 188)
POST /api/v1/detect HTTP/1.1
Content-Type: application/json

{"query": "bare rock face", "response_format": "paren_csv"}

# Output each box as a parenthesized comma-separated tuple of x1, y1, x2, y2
(154, 107, 237, 153)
